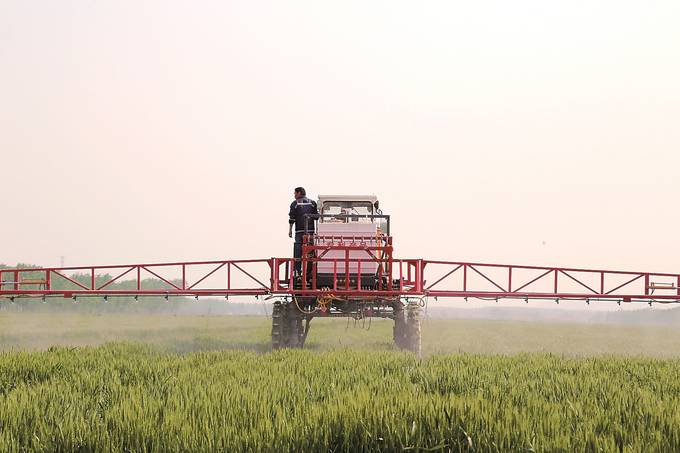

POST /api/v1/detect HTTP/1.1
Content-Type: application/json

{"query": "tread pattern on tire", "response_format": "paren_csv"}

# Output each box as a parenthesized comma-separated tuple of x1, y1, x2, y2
(272, 302, 285, 349)
(272, 301, 306, 349)
(393, 302, 407, 349)
(405, 302, 422, 357)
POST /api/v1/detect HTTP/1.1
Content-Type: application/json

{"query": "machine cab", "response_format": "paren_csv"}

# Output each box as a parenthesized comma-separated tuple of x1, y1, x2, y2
(309, 195, 391, 286)
(316, 195, 386, 233)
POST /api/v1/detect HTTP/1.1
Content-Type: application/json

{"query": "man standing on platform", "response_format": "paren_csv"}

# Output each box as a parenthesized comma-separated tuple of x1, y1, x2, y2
(288, 187, 318, 278)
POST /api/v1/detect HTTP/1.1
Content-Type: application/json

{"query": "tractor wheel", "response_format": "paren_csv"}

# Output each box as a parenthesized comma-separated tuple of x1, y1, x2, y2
(286, 307, 304, 348)
(405, 302, 422, 356)
(271, 301, 286, 350)
(392, 302, 408, 349)
(273, 301, 308, 349)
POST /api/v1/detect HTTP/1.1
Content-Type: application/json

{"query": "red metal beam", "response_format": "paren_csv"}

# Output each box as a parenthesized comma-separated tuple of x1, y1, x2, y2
(1, 258, 679, 303)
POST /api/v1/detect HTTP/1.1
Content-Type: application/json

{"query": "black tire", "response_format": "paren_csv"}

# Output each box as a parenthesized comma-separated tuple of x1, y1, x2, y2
(273, 301, 307, 349)
(272, 302, 285, 350)
(286, 306, 303, 348)
(405, 302, 422, 356)
(393, 301, 408, 349)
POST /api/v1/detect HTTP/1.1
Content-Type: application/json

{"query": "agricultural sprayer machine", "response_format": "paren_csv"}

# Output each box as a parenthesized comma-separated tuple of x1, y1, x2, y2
(3, 194, 680, 355)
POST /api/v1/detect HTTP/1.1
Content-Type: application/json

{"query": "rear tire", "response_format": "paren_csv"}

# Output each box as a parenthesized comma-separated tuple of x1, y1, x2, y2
(272, 301, 307, 349)
(272, 301, 285, 350)
(393, 302, 408, 349)
(405, 301, 422, 357)
(286, 307, 304, 348)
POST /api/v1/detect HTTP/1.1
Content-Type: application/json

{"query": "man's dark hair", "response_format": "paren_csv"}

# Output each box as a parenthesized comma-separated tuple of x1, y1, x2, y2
(294, 187, 306, 196)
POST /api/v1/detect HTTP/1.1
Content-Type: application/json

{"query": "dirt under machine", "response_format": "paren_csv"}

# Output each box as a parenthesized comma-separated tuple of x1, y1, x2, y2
(271, 195, 423, 354)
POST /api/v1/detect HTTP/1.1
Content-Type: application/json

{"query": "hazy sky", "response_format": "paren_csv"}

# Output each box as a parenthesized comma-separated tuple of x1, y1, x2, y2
(1, 1, 679, 275)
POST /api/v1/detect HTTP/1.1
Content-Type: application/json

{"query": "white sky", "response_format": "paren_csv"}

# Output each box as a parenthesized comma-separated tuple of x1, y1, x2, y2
(1, 0, 679, 282)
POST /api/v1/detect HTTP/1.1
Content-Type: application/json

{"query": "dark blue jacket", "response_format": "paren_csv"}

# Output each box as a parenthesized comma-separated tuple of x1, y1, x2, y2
(289, 197, 318, 234)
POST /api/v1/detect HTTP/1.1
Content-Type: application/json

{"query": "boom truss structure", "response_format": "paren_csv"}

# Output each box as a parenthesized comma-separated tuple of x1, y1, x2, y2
(2, 254, 679, 304)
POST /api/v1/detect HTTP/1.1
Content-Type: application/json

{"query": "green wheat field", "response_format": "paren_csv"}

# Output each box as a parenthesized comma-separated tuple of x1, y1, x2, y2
(2, 313, 680, 452)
